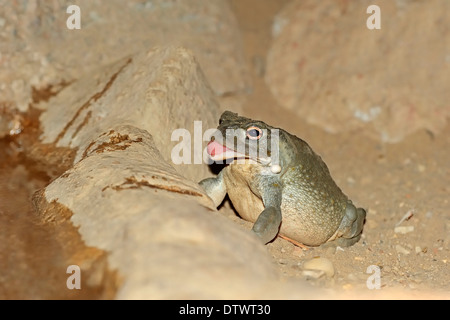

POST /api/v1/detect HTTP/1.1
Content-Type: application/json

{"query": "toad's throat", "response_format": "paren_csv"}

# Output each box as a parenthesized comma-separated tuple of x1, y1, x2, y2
(207, 140, 271, 164)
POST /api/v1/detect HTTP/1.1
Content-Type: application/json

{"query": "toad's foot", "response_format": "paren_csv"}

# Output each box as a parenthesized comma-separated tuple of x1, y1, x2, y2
(327, 202, 366, 247)
(251, 206, 282, 244)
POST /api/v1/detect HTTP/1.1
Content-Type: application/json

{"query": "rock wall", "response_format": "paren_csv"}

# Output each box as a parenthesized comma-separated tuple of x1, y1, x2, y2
(0, 0, 250, 112)
(36, 46, 220, 182)
(266, 0, 450, 142)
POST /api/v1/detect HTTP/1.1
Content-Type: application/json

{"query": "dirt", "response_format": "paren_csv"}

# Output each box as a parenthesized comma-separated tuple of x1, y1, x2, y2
(0, 108, 117, 299)
(228, 0, 449, 297)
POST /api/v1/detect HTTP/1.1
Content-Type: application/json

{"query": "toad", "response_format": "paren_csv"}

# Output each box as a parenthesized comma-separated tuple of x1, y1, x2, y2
(200, 111, 366, 247)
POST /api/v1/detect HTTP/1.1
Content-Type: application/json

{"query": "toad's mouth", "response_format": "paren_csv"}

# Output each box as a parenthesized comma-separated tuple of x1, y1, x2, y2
(207, 140, 243, 161)
(206, 140, 271, 164)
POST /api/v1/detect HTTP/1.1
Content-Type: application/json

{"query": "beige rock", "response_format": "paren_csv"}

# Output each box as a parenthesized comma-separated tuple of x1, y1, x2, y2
(395, 244, 411, 255)
(303, 257, 335, 277)
(41, 124, 281, 299)
(302, 269, 325, 280)
(266, 0, 450, 142)
(394, 226, 415, 234)
(37, 46, 220, 182)
(0, 0, 249, 111)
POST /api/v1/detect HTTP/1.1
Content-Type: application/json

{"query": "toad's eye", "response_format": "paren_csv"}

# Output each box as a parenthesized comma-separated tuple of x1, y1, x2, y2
(246, 126, 263, 140)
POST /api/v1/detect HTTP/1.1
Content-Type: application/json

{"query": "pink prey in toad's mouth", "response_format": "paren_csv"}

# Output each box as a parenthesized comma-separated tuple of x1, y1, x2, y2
(206, 140, 241, 162)
(206, 138, 274, 167)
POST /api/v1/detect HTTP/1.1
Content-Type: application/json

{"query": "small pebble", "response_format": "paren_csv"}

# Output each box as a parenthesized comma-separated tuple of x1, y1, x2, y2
(303, 256, 335, 277)
(395, 244, 410, 255)
(302, 269, 325, 280)
(394, 226, 414, 234)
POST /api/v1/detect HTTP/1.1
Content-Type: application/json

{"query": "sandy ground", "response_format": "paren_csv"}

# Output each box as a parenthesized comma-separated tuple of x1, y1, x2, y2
(228, 0, 449, 297)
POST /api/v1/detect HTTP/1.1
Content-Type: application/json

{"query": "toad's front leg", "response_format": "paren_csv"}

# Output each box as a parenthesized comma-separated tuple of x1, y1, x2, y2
(251, 177, 283, 244)
(199, 170, 227, 207)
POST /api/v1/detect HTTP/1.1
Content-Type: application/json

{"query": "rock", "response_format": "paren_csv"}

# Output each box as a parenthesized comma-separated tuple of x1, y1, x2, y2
(0, 0, 249, 111)
(31, 46, 324, 299)
(302, 269, 325, 280)
(266, 0, 450, 143)
(394, 226, 415, 234)
(303, 257, 335, 277)
(37, 46, 220, 182)
(395, 244, 411, 255)
(38, 124, 280, 299)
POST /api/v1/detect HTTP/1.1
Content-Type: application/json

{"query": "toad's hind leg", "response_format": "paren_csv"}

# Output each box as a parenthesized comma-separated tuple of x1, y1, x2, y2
(327, 201, 366, 247)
